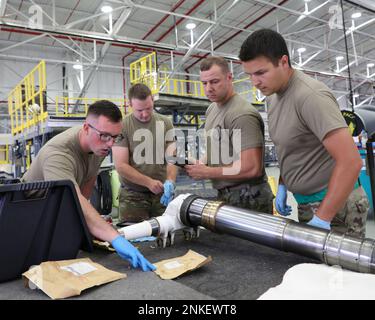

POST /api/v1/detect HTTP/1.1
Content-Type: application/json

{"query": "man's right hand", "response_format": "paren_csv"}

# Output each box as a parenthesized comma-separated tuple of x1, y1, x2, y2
(275, 184, 292, 216)
(147, 179, 164, 194)
(111, 235, 156, 272)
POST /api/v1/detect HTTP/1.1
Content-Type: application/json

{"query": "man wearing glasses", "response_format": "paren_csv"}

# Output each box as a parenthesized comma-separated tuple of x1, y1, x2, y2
(22, 100, 156, 272)
(113, 83, 177, 225)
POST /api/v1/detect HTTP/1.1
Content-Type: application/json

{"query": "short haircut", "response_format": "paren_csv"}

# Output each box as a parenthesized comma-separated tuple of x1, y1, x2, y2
(239, 29, 291, 67)
(87, 100, 122, 122)
(200, 56, 230, 74)
(128, 83, 152, 101)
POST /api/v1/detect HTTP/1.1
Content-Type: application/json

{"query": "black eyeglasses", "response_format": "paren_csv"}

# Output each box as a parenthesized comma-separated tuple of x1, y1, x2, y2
(87, 123, 124, 143)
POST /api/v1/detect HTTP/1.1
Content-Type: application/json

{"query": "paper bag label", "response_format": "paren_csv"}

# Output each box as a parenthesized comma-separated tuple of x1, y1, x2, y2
(60, 262, 97, 276)
(164, 261, 183, 270)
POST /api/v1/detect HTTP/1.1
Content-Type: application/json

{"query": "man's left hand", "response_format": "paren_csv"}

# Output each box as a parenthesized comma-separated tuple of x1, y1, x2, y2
(160, 180, 175, 206)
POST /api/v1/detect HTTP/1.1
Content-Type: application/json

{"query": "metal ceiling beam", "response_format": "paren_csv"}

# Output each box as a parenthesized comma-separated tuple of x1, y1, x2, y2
(162, 0, 241, 83)
(0, 53, 127, 70)
(249, 0, 328, 24)
(48, 34, 93, 63)
(74, 7, 133, 104)
(0, 0, 7, 17)
(0, 17, 176, 51)
(6, 3, 30, 21)
(131, 2, 216, 26)
(344, 0, 375, 13)
(0, 33, 46, 53)
(65, 5, 128, 29)
(184, 0, 289, 72)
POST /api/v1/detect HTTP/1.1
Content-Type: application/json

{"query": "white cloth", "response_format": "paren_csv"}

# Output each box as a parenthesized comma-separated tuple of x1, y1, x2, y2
(258, 263, 375, 300)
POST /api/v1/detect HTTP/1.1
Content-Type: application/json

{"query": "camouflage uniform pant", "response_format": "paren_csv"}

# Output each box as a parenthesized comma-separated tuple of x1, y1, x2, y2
(298, 187, 369, 238)
(119, 188, 166, 223)
(217, 181, 274, 214)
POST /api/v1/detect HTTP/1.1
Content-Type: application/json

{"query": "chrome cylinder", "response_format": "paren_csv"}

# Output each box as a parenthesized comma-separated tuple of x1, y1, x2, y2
(180, 197, 375, 274)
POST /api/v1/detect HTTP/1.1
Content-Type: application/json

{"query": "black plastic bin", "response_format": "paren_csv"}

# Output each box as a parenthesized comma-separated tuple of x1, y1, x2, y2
(0, 180, 93, 282)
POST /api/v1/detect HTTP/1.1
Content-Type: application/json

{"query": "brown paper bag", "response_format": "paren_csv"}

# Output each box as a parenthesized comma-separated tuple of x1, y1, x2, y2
(22, 258, 126, 299)
(154, 250, 212, 280)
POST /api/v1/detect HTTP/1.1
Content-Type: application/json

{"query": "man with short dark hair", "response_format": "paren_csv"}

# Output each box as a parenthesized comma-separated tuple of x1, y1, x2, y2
(239, 29, 368, 237)
(113, 84, 177, 224)
(185, 56, 274, 213)
(23, 100, 155, 271)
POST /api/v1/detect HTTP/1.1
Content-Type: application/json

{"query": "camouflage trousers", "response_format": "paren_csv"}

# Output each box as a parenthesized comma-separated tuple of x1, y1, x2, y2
(217, 181, 274, 214)
(298, 187, 369, 238)
(119, 188, 166, 223)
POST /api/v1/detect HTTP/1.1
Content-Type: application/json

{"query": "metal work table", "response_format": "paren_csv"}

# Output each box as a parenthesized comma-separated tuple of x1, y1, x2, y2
(0, 229, 316, 300)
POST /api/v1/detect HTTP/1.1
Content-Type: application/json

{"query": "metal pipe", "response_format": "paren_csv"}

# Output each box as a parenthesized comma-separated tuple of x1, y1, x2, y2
(119, 194, 375, 274)
(179, 195, 375, 274)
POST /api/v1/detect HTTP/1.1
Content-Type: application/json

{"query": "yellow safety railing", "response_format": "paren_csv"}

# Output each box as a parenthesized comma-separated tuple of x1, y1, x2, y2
(160, 78, 205, 98)
(0, 145, 10, 165)
(233, 78, 265, 105)
(54, 97, 127, 117)
(130, 52, 205, 98)
(8, 60, 48, 135)
(130, 53, 263, 101)
(130, 52, 159, 95)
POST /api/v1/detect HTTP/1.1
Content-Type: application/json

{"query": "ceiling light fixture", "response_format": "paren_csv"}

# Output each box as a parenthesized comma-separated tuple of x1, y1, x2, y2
(336, 56, 344, 61)
(186, 23, 196, 30)
(351, 12, 362, 19)
(367, 63, 375, 78)
(297, 47, 306, 53)
(73, 62, 83, 70)
(101, 5, 113, 13)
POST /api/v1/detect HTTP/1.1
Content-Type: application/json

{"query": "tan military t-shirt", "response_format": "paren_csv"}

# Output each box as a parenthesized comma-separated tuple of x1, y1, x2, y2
(205, 94, 266, 190)
(22, 126, 104, 188)
(267, 70, 347, 194)
(115, 112, 174, 192)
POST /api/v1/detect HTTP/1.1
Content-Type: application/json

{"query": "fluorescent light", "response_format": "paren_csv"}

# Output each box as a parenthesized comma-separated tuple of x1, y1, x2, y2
(353, 93, 359, 98)
(336, 56, 344, 61)
(73, 64, 82, 70)
(186, 23, 196, 30)
(351, 12, 362, 19)
(367, 63, 375, 68)
(297, 47, 306, 53)
(101, 5, 113, 13)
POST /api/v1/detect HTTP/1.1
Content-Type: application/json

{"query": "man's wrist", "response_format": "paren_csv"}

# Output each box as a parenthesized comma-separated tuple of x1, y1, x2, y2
(315, 213, 331, 223)
(165, 179, 176, 187)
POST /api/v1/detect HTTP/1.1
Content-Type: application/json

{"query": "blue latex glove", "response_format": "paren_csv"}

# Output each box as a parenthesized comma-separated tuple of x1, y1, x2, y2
(111, 235, 156, 272)
(307, 215, 331, 230)
(160, 180, 175, 206)
(275, 184, 292, 216)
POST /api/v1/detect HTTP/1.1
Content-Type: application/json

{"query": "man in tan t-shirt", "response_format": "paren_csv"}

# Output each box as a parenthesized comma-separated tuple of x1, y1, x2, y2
(185, 56, 274, 214)
(113, 84, 177, 224)
(239, 29, 368, 237)
(22, 100, 155, 271)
